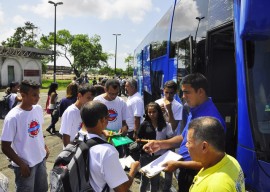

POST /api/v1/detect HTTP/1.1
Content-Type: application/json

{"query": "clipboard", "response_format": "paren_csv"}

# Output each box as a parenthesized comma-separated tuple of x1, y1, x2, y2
(140, 151, 182, 178)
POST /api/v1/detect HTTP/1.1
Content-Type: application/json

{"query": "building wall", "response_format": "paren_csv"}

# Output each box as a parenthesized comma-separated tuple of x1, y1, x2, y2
(0, 56, 42, 87)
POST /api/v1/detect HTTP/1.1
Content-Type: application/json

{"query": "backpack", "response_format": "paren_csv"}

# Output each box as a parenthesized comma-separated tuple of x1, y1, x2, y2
(0, 94, 11, 119)
(50, 136, 109, 192)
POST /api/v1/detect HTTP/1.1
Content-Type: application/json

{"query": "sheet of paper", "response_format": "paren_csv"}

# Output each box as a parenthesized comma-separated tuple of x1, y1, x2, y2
(140, 151, 182, 178)
(119, 155, 135, 169)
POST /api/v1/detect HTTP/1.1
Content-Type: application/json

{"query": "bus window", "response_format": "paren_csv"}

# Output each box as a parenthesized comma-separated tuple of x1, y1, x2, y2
(247, 39, 270, 161)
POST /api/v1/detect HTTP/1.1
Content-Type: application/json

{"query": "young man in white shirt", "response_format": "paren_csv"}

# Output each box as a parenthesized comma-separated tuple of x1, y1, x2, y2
(155, 81, 183, 191)
(81, 101, 140, 192)
(1, 80, 49, 192)
(155, 80, 183, 132)
(59, 85, 96, 147)
(125, 79, 144, 139)
(94, 79, 128, 157)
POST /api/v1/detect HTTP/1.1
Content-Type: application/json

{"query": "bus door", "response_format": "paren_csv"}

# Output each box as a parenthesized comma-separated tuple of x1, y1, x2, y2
(206, 23, 238, 156)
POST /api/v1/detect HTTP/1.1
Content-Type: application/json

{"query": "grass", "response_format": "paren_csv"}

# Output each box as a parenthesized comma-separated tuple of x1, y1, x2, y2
(41, 79, 73, 92)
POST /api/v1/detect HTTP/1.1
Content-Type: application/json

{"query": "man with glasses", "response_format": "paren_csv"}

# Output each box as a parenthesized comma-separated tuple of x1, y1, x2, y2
(94, 79, 128, 157)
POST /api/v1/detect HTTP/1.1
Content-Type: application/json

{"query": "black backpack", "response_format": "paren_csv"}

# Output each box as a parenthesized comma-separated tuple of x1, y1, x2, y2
(50, 136, 109, 192)
(0, 94, 11, 119)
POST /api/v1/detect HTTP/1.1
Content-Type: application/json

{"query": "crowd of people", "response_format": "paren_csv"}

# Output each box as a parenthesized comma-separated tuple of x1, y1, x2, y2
(0, 73, 245, 192)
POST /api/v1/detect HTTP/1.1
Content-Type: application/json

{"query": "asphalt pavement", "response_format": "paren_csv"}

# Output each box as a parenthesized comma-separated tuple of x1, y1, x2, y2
(0, 90, 178, 192)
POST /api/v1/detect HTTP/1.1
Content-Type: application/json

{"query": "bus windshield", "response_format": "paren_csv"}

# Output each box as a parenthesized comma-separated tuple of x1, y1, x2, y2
(247, 39, 270, 159)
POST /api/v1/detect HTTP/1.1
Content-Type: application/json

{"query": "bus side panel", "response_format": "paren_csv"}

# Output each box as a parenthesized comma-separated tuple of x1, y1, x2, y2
(234, 0, 270, 191)
(238, 146, 270, 191)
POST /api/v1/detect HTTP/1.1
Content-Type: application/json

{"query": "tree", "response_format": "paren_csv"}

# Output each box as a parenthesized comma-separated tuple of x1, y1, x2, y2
(99, 64, 113, 75)
(71, 34, 108, 76)
(124, 54, 134, 77)
(1, 22, 38, 48)
(41, 30, 109, 77)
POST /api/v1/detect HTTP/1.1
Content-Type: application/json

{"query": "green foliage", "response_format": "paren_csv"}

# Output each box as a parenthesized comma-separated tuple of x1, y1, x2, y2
(98, 65, 113, 75)
(42, 79, 72, 91)
(40, 30, 110, 77)
(1, 22, 38, 48)
(124, 54, 134, 77)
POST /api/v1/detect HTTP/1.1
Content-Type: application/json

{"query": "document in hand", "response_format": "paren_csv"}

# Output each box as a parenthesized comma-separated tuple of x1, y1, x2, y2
(119, 155, 135, 169)
(140, 151, 182, 178)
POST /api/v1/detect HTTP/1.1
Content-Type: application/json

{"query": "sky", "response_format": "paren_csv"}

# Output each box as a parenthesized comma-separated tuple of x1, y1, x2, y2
(0, 0, 174, 70)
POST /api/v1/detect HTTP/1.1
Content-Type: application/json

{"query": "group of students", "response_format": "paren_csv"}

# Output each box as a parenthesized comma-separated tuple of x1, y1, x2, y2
(0, 73, 246, 192)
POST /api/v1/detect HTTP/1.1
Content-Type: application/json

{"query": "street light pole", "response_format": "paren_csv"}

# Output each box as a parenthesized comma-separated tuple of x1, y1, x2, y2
(113, 34, 121, 75)
(48, 1, 63, 83)
(195, 16, 205, 42)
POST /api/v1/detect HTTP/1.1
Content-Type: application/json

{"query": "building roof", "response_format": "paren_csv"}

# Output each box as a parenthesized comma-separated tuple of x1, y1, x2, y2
(0, 46, 53, 59)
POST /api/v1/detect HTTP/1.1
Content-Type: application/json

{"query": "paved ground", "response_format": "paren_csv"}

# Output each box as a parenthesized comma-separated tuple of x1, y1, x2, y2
(0, 90, 178, 191)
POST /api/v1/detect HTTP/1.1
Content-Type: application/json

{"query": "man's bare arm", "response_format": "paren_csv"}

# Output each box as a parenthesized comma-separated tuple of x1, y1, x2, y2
(114, 161, 140, 192)
(1, 141, 31, 177)
(143, 135, 183, 153)
(62, 134, 70, 147)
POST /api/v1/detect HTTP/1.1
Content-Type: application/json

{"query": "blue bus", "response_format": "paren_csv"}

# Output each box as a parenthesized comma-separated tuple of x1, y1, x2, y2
(134, 0, 270, 191)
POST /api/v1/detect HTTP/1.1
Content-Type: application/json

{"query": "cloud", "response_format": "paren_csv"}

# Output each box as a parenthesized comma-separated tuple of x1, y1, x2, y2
(0, 6, 4, 26)
(12, 15, 27, 26)
(0, 28, 15, 42)
(20, 0, 154, 24)
(172, 0, 199, 32)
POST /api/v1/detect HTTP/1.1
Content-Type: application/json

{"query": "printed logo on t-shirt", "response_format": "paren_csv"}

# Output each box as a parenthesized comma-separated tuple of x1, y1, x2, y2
(108, 108, 118, 122)
(28, 120, 40, 138)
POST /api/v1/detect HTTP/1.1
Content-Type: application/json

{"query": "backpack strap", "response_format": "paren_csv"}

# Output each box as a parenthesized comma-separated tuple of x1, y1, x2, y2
(85, 137, 110, 192)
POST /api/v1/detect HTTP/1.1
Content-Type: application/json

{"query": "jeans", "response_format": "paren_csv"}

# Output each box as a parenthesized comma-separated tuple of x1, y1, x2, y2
(163, 171, 173, 192)
(177, 168, 198, 192)
(140, 154, 160, 192)
(13, 159, 48, 192)
(47, 110, 59, 132)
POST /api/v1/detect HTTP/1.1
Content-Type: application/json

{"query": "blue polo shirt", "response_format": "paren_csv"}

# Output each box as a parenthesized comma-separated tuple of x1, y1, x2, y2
(178, 98, 226, 161)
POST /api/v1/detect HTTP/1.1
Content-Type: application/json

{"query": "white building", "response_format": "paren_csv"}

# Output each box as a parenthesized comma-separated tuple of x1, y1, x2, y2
(0, 46, 53, 86)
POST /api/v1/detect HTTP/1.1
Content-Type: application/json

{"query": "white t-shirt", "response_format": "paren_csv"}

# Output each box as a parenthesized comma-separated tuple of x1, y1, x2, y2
(94, 95, 127, 131)
(88, 134, 128, 192)
(1, 105, 46, 167)
(155, 122, 174, 156)
(155, 98, 183, 121)
(156, 98, 183, 133)
(126, 92, 144, 132)
(59, 104, 82, 142)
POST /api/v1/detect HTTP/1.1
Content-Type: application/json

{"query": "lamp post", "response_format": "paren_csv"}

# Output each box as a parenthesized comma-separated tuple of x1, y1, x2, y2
(195, 16, 205, 42)
(113, 34, 121, 74)
(48, 1, 63, 83)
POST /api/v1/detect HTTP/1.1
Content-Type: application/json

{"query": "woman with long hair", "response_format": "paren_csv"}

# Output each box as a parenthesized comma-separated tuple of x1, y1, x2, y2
(137, 102, 174, 192)
(45, 82, 58, 134)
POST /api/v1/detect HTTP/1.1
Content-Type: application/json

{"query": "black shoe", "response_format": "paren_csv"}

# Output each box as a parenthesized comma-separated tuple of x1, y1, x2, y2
(46, 128, 52, 135)
(52, 130, 59, 134)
